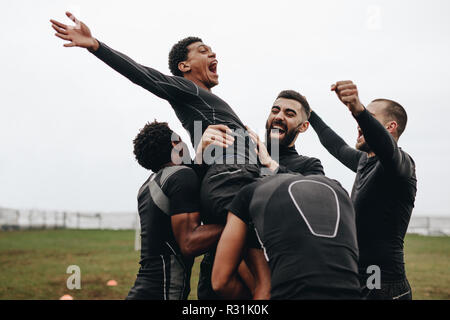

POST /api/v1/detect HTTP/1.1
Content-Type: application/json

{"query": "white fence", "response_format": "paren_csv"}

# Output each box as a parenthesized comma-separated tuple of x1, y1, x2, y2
(0, 207, 138, 231)
(0, 207, 449, 236)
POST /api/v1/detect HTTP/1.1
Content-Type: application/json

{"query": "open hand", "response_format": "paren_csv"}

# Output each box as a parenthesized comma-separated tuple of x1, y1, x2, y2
(50, 12, 99, 51)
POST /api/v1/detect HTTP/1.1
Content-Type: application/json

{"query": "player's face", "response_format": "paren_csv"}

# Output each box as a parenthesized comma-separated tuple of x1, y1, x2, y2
(171, 134, 190, 164)
(265, 98, 308, 147)
(185, 42, 219, 89)
(355, 101, 388, 152)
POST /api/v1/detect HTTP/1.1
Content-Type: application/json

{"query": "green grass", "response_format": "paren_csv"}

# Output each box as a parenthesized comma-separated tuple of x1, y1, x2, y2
(0, 230, 448, 300)
(404, 234, 450, 299)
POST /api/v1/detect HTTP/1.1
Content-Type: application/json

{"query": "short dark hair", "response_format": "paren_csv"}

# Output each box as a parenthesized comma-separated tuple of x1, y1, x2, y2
(373, 98, 408, 137)
(168, 36, 203, 77)
(276, 90, 311, 119)
(133, 121, 174, 172)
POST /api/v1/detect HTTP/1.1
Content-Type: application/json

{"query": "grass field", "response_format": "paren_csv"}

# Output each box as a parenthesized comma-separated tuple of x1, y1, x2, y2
(0, 229, 448, 300)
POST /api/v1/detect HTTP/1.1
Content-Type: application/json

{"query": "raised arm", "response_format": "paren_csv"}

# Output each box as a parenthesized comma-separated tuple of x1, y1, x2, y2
(333, 80, 414, 176)
(354, 109, 413, 176)
(309, 110, 363, 172)
(50, 12, 198, 101)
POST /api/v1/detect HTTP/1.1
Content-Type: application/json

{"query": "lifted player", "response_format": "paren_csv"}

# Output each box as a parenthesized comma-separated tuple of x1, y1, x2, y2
(50, 12, 260, 299)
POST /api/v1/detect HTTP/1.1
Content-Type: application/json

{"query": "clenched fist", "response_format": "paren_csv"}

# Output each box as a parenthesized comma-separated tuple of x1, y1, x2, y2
(331, 80, 365, 116)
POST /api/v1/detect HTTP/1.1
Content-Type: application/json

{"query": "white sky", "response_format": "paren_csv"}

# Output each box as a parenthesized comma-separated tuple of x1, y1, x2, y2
(1, 0, 449, 216)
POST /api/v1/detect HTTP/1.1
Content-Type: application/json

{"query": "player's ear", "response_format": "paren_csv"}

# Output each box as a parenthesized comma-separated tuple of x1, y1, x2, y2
(178, 61, 191, 74)
(385, 121, 398, 134)
(298, 121, 309, 133)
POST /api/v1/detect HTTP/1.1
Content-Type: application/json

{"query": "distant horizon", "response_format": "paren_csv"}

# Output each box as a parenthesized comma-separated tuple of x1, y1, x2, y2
(0, 205, 448, 218)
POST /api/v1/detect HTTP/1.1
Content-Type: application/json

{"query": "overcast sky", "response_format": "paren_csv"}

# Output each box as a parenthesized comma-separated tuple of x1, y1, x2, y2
(1, 0, 449, 216)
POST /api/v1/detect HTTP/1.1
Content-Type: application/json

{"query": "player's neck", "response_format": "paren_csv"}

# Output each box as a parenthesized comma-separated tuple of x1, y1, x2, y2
(184, 75, 211, 91)
(161, 162, 176, 169)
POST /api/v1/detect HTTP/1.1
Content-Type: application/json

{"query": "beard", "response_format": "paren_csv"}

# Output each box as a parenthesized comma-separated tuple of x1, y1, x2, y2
(265, 121, 300, 150)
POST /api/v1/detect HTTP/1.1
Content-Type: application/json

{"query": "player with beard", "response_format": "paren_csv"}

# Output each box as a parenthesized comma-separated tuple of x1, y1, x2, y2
(199, 90, 324, 175)
(196, 90, 324, 299)
(253, 90, 324, 175)
(195, 90, 324, 298)
(50, 12, 260, 300)
(308, 80, 417, 300)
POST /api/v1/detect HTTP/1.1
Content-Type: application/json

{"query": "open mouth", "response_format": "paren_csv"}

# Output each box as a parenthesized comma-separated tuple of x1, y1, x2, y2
(270, 123, 286, 135)
(208, 60, 218, 74)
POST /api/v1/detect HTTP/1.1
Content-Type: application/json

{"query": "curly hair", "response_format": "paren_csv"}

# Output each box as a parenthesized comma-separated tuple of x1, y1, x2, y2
(133, 121, 174, 172)
(168, 36, 203, 77)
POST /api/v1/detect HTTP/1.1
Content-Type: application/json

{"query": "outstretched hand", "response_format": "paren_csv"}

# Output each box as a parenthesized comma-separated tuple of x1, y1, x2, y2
(50, 12, 99, 51)
(331, 80, 365, 116)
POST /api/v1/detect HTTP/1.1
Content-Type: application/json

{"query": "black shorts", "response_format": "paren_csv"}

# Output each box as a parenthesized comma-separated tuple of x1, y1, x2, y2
(360, 276, 412, 300)
(126, 255, 193, 300)
(200, 164, 260, 225)
(198, 164, 260, 300)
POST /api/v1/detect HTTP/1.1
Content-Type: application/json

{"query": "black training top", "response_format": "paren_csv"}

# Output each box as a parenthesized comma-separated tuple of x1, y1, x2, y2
(137, 166, 200, 265)
(309, 110, 417, 280)
(228, 174, 361, 300)
(275, 145, 325, 175)
(92, 42, 251, 160)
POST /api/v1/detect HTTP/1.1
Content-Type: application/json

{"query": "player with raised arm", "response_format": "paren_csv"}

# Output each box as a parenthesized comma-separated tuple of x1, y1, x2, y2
(50, 12, 259, 299)
(308, 80, 417, 300)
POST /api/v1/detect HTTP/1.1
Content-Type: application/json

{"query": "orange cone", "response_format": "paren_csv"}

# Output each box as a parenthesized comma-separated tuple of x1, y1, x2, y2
(106, 280, 118, 286)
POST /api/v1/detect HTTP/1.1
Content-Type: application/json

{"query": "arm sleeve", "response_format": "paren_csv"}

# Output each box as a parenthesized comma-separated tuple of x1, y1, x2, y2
(226, 184, 255, 225)
(277, 158, 325, 176)
(91, 41, 199, 101)
(309, 110, 364, 173)
(227, 184, 261, 249)
(276, 165, 293, 174)
(163, 168, 201, 215)
(246, 225, 262, 249)
(354, 109, 415, 177)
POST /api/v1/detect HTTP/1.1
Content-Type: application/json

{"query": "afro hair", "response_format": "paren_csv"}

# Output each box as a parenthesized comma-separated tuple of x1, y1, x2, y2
(168, 36, 203, 77)
(133, 120, 174, 172)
